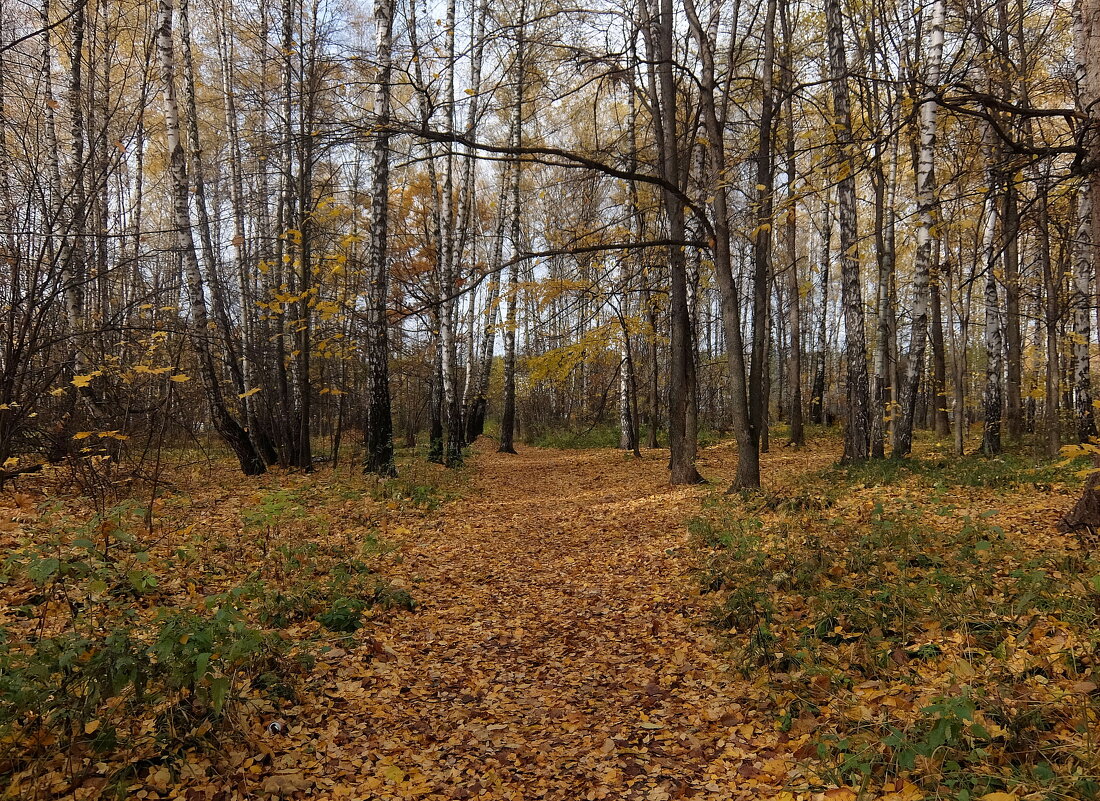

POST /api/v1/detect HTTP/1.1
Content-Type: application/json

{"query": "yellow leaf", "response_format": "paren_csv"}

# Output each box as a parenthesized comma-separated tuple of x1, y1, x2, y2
(50, 387, 65, 396)
(238, 388, 261, 399)
(72, 432, 94, 440)
(84, 720, 100, 735)
(71, 374, 96, 388)
(170, 374, 191, 383)
(980, 794, 1018, 801)
(885, 782, 923, 801)
(380, 765, 405, 783)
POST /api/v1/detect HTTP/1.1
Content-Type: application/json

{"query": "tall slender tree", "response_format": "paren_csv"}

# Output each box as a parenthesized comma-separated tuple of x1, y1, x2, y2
(364, 0, 397, 476)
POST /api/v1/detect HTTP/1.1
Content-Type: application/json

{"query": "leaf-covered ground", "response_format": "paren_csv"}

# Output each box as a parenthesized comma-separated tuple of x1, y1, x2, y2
(253, 441, 810, 801)
(693, 437, 1100, 801)
(3, 436, 1097, 800)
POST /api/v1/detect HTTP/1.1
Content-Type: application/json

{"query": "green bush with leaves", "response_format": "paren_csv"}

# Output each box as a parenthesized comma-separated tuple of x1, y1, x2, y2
(0, 501, 291, 781)
(694, 451, 1100, 799)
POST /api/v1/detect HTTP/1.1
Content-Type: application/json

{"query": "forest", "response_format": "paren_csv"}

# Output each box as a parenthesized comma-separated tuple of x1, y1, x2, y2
(1, 0, 1100, 797)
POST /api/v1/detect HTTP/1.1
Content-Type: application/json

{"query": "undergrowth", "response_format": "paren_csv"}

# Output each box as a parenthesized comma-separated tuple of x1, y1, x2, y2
(0, 451, 456, 797)
(694, 446, 1100, 800)
(525, 423, 723, 450)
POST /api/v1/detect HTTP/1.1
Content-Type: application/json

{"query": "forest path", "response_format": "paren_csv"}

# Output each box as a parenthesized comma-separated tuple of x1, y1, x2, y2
(312, 442, 801, 800)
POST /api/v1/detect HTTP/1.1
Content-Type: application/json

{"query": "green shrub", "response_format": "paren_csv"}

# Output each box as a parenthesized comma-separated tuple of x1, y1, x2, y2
(694, 450, 1100, 798)
(316, 597, 368, 632)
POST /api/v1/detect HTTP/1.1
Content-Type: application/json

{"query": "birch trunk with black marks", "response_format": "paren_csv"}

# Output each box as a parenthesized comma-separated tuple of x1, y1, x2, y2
(981, 189, 1003, 457)
(781, 0, 803, 447)
(1038, 173, 1061, 457)
(893, 0, 944, 458)
(440, 0, 463, 467)
(363, 0, 396, 476)
(824, 0, 871, 461)
(498, 0, 526, 456)
(456, 0, 489, 446)
(180, 0, 242, 398)
(157, 0, 264, 475)
(215, 2, 277, 465)
(930, 257, 951, 438)
(810, 191, 830, 425)
(465, 181, 509, 444)
(1074, 0, 1097, 443)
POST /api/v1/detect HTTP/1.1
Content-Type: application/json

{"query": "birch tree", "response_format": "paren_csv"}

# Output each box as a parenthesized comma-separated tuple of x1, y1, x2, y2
(824, 0, 872, 462)
(893, 0, 945, 458)
(364, 0, 397, 476)
(156, 0, 265, 475)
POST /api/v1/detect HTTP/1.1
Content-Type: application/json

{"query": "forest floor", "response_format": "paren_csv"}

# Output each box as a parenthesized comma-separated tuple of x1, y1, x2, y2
(2, 434, 1099, 800)
(292, 439, 821, 801)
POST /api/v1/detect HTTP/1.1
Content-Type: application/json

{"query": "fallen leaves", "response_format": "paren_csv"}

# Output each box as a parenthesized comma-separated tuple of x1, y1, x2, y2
(14, 435, 1074, 799)
(219, 440, 807, 800)
(693, 439, 1100, 800)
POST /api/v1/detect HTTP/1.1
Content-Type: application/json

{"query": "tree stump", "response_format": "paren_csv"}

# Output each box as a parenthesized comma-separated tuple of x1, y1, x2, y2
(1059, 471, 1100, 545)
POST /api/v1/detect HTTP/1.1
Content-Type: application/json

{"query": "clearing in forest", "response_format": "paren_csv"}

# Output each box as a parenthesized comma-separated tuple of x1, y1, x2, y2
(270, 441, 812, 800)
(5, 436, 1099, 800)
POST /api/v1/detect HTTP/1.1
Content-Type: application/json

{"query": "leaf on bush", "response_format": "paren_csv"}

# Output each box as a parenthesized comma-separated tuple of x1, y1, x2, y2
(210, 675, 230, 712)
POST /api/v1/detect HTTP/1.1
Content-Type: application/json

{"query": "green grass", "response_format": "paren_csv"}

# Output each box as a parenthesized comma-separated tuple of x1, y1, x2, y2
(692, 444, 1100, 800)
(526, 425, 624, 449)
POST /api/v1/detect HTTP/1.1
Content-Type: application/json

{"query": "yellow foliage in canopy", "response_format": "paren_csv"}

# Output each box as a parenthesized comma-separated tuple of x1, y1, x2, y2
(525, 323, 620, 384)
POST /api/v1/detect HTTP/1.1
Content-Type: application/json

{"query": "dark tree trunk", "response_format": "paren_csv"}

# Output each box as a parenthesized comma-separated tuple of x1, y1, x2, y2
(824, 0, 872, 461)
(364, 0, 397, 477)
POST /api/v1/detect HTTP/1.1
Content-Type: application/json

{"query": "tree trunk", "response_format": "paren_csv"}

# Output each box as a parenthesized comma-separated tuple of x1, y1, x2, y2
(363, 0, 396, 476)
(981, 190, 1004, 457)
(465, 183, 509, 444)
(1039, 173, 1062, 457)
(810, 191, 830, 425)
(748, 0, 778, 464)
(1074, 0, 1097, 443)
(156, 0, 264, 475)
(215, 2, 277, 465)
(180, 0, 243, 397)
(440, 0, 463, 467)
(683, 0, 754, 487)
(824, 0, 872, 461)
(645, 277, 660, 449)
(893, 0, 944, 458)
(647, 0, 701, 484)
(782, 0, 803, 447)
(930, 257, 951, 437)
(498, 0, 526, 456)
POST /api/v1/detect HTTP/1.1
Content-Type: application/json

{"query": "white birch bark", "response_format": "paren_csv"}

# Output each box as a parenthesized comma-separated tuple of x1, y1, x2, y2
(157, 0, 263, 474)
(824, 0, 872, 461)
(1074, 0, 1096, 442)
(894, 0, 945, 457)
(363, 0, 397, 475)
(981, 188, 1004, 456)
